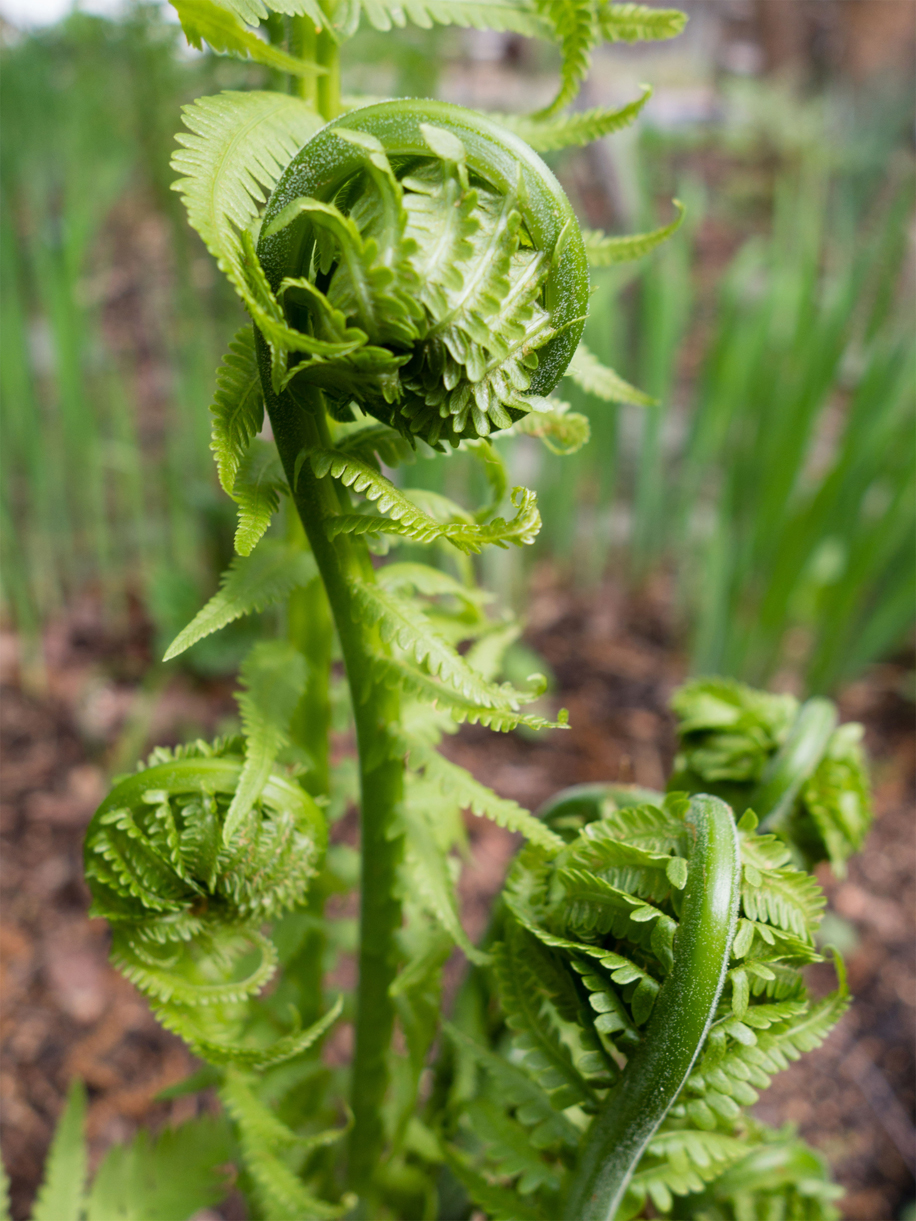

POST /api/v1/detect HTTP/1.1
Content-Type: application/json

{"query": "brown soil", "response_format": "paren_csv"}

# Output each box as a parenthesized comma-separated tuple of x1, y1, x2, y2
(1, 575, 913, 1220)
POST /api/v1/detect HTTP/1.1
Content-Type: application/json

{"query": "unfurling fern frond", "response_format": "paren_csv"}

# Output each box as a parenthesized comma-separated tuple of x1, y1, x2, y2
(452, 790, 848, 1219)
(256, 100, 588, 446)
(670, 677, 872, 871)
(84, 736, 327, 1066)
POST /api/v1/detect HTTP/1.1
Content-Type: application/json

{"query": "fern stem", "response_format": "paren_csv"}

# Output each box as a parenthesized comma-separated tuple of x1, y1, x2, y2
(565, 795, 740, 1221)
(288, 16, 318, 108)
(285, 512, 333, 1031)
(316, 32, 340, 118)
(751, 697, 837, 833)
(260, 369, 403, 1210)
(287, 513, 332, 797)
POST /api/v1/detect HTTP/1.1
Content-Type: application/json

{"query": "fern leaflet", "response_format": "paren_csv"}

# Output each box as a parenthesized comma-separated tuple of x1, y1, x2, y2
(492, 926, 595, 1108)
(741, 863, 825, 941)
(464, 1097, 564, 1194)
(171, 90, 322, 319)
(401, 784, 487, 964)
(625, 1127, 748, 1214)
(535, 0, 599, 119)
(358, 0, 547, 36)
(163, 995, 343, 1069)
(220, 1070, 347, 1219)
(217, 0, 328, 26)
(444, 1023, 580, 1149)
(232, 440, 286, 556)
(172, 0, 327, 77)
(352, 580, 533, 711)
(442, 1145, 543, 1221)
(376, 656, 565, 734)
(582, 200, 684, 266)
(85, 1116, 233, 1221)
(31, 1081, 87, 1221)
(209, 324, 264, 496)
(598, 2, 687, 43)
(418, 750, 565, 852)
(510, 397, 590, 454)
(164, 542, 317, 661)
(224, 641, 308, 842)
(565, 342, 655, 405)
(497, 88, 650, 151)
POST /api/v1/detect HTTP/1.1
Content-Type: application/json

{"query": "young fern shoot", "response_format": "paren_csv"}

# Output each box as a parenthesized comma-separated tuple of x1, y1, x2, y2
(72, 4, 872, 1219)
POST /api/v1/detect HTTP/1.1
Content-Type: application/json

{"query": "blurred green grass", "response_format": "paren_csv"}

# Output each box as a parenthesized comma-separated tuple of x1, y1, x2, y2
(0, 6, 257, 671)
(1, 5, 913, 695)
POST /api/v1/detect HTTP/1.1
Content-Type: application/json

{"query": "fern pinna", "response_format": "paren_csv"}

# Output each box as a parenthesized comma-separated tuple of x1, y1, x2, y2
(68, 4, 870, 1220)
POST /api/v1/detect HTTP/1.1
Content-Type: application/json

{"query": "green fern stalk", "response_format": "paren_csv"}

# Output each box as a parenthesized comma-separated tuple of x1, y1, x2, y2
(750, 698, 837, 831)
(566, 795, 740, 1220)
(264, 371, 405, 1200)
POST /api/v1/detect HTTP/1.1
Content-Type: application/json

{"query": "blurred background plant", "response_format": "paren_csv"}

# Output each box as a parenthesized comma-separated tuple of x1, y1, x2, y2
(1, 0, 913, 695)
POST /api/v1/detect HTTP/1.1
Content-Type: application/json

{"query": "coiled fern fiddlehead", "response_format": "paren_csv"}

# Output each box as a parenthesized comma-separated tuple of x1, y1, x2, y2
(256, 99, 588, 447)
(84, 736, 333, 1066)
(442, 788, 850, 1220)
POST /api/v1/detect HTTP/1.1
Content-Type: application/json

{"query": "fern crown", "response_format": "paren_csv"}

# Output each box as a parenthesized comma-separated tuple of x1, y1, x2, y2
(255, 100, 589, 446)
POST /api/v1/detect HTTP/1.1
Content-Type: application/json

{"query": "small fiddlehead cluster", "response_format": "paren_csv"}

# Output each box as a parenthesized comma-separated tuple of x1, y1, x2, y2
(536, 680, 872, 877)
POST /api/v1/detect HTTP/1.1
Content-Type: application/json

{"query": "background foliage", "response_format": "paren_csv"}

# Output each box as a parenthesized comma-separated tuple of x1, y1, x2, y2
(2, 2, 912, 693)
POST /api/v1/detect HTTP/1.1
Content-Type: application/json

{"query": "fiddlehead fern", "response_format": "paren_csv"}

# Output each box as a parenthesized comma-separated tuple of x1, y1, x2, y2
(256, 99, 589, 447)
(564, 796, 741, 1221)
(83, 737, 331, 1066)
(669, 678, 872, 873)
(536, 680, 873, 875)
(444, 788, 848, 1220)
(249, 97, 588, 1200)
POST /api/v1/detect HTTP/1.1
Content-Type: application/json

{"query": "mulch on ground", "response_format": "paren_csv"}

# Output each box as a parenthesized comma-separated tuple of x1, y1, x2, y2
(1, 574, 913, 1220)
